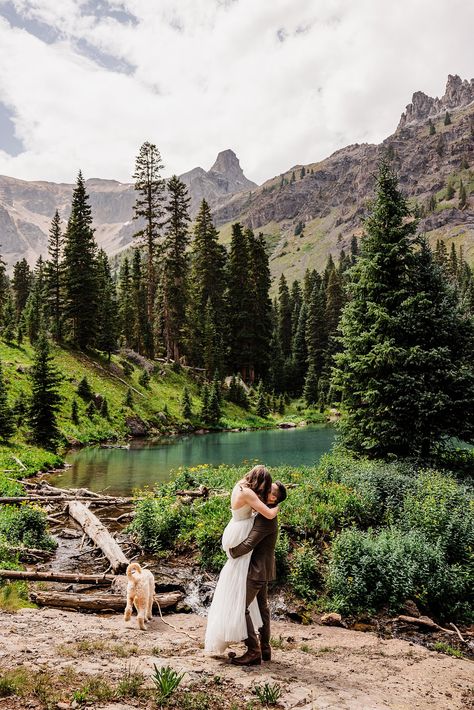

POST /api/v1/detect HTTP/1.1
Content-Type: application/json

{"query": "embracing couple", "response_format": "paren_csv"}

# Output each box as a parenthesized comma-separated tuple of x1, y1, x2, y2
(204, 465, 287, 665)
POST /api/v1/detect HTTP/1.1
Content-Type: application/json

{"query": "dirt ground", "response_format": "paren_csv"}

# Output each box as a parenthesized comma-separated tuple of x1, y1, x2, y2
(0, 607, 473, 710)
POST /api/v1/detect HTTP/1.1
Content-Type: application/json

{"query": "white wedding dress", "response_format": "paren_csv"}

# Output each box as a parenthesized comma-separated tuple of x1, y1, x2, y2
(204, 484, 263, 654)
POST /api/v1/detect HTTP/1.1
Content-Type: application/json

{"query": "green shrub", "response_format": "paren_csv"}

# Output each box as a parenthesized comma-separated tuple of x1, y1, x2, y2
(400, 470, 474, 564)
(191, 495, 230, 571)
(0, 504, 56, 550)
(327, 527, 473, 620)
(130, 496, 187, 552)
(289, 542, 322, 600)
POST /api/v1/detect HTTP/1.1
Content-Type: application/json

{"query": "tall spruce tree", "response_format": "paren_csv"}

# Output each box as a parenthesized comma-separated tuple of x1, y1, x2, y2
(304, 282, 326, 403)
(117, 256, 134, 348)
(247, 230, 272, 382)
(187, 200, 227, 368)
(24, 257, 46, 343)
(162, 175, 191, 361)
(45, 210, 64, 342)
(96, 249, 118, 359)
(131, 249, 152, 355)
(227, 223, 254, 378)
(291, 302, 308, 394)
(333, 160, 474, 457)
(132, 142, 166, 355)
(277, 274, 292, 360)
(12, 258, 32, 320)
(28, 332, 62, 449)
(2, 293, 16, 343)
(62, 171, 98, 349)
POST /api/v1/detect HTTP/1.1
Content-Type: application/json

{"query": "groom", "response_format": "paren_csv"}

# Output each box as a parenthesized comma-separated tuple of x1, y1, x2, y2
(228, 480, 287, 666)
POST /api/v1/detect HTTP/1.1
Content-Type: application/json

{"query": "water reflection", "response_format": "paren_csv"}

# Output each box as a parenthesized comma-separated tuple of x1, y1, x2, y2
(50, 425, 336, 496)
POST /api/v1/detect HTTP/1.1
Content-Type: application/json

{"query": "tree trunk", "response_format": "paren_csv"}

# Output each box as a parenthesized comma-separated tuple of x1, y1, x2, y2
(67, 501, 129, 573)
(29, 590, 183, 613)
(0, 569, 115, 584)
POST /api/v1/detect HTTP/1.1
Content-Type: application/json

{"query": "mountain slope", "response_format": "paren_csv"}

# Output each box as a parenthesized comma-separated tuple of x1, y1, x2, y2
(215, 74, 474, 283)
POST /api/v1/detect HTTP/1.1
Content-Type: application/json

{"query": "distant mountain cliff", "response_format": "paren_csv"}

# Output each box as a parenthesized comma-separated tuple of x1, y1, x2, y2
(213, 74, 474, 285)
(0, 75, 473, 283)
(0, 149, 256, 268)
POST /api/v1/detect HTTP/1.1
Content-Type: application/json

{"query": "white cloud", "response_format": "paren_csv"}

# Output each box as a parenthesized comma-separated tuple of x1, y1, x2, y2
(0, 0, 473, 184)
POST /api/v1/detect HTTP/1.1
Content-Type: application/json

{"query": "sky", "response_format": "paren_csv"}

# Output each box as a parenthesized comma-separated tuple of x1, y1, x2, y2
(0, 0, 473, 186)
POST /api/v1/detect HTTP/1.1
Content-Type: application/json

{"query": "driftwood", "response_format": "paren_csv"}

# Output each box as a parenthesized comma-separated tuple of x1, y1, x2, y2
(2, 546, 55, 563)
(0, 496, 133, 505)
(67, 501, 129, 573)
(29, 589, 183, 612)
(0, 569, 115, 585)
(396, 615, 455, 635)
(175, 485, 209, 499)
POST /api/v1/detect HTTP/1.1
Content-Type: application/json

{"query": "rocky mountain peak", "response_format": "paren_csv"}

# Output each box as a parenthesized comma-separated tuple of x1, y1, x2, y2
(398, 74, 474, 128)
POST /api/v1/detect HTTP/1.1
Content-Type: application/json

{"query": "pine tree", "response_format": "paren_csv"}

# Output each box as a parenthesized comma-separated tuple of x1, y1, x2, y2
(255, 381, 269, 417)
(267, 301, 285, 393)
(444, 111, 451, 126)
(71, 398, 79, 424)
(202, 299, 224, 377)
(86, 400, 96, 418)
(12, 258, 33, 320)
(428, 119, 436, 135)
(117, 257, 134, 348)
(77, 376, 93, 400)
(139, 368, 150, 388)
(132, 142, 166, 354)
(28, 333, 62, 449)
(187, 200, 227, 368)
(333, 160, 474, 457)
(247, 230, 272, 382)
(96, 249, 118, 359)
(62, 171, 98, 349)
(200, 382, 210, 421)
(207, 377, 221, 425)
(300, 166, 306, 179)
(227, 223, 253, 378)
(2, 293, 16, 343)
(124, 388, 133, 408)
(45, 210, 64, 342)
(162, 175, 191, 361)
(459, 180, 468, 209)
(277, 274, 292, 360)
(291, 302, 307, 394)
(291, 171, 296, 183)
(428, 193, 437, 212)
(305, 282, 326, 398)
(13, 391, 28, 426)
(24, 258, 46, 343)
(100, 397, 109, 419)
(0, 359, 14, 440)
(131, 249, 152, 355)
(181, 386, 192, 419)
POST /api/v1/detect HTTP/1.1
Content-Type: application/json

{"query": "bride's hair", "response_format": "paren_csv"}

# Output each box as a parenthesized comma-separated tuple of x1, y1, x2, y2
(243, 465, 272, 502)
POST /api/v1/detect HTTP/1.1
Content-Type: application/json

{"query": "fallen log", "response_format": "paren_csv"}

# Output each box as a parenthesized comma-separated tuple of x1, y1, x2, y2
(0, 569, 115, 585)
(396, 615, 455, 635)
(67, 501, 129, 573)
(175, 485, 209, 499)
(2, 547, 55, 562)
(29, 590, 183, 613)
(0, 496, 133, 505)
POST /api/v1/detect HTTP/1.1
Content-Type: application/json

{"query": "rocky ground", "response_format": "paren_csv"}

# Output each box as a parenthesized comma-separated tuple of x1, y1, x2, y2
(0, 607, 473, 710)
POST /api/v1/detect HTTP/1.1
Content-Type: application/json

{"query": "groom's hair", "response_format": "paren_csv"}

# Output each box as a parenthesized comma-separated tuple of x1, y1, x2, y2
(274, 481, 287, 503)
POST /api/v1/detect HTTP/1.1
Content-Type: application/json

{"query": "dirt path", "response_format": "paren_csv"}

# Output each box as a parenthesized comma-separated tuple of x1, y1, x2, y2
(1, 608, 472, 709)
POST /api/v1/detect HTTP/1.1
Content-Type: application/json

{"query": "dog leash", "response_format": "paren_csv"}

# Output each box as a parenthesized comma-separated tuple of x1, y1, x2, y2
(155, 598, 199, 642)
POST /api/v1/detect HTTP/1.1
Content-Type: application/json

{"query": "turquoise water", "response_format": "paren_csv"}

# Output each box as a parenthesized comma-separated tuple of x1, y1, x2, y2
(50, 425, 337, 496)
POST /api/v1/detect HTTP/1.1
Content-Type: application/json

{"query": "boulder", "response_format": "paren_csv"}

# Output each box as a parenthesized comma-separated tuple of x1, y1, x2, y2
(320, 612, 344, 627)
(278, 422, 297, 429)
(125, 415, 149, 437)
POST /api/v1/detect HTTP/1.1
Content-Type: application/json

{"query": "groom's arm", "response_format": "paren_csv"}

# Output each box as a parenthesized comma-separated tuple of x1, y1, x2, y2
(228, 516, 273, 558)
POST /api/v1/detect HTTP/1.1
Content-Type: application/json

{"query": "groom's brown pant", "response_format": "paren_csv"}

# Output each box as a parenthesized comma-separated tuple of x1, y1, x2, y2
(244, 579, 270, 654)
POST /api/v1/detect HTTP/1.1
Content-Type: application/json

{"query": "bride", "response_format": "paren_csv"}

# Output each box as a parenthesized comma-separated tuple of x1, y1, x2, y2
(204, 464, 279, 655)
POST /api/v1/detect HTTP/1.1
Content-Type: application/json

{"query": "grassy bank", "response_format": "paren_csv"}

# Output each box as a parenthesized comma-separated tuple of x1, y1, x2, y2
(130, 453, 474, 623)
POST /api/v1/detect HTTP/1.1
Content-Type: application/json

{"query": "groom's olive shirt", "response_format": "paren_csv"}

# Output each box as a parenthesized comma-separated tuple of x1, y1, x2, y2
(229, 514, 278, 582)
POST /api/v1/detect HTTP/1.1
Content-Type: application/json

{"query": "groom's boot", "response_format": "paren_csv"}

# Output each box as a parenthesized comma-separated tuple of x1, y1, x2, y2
(230, 650, 262, 666)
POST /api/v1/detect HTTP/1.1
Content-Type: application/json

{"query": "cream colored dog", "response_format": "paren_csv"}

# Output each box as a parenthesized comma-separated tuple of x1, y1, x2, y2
(124, 562, 155, 630)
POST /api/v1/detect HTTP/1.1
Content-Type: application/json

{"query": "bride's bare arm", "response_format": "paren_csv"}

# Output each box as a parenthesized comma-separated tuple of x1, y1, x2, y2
(240, 487, 278, 519)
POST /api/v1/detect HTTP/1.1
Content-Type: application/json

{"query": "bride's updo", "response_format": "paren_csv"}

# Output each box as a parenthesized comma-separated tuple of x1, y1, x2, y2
(243, 465, 272, 502)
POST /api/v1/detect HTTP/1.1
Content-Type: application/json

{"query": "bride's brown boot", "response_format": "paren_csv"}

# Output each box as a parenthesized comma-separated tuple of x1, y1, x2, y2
(230, 650, 262, 666)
